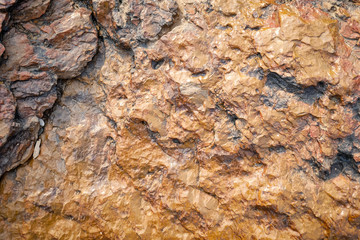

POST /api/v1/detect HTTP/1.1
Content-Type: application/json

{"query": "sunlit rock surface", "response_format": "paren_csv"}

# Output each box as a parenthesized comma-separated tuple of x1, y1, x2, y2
(1, 0, 360, 239)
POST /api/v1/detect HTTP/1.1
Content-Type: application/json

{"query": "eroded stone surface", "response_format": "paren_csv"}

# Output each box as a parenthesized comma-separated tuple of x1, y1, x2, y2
(0, 0, 98, 176)
(92, 0, 178, 48)
(0, 0, 360, 239)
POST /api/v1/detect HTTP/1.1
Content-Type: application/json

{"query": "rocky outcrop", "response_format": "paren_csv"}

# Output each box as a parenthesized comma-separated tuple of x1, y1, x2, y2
(1, 0, 360, 239)
(0, 0, 98, 176)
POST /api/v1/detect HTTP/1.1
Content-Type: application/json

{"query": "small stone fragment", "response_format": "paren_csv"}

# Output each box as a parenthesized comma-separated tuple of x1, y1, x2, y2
(33, 139, 41, 159)
(39, 118, 45, 127)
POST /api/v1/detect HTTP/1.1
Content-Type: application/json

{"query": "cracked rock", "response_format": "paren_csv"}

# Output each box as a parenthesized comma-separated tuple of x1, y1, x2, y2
(1, 0, 360, 239)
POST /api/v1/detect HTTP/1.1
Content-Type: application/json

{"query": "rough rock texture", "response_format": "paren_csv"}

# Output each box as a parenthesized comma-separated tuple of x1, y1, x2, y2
(0, 0, 98, 176)
(1, 0, 360, 239)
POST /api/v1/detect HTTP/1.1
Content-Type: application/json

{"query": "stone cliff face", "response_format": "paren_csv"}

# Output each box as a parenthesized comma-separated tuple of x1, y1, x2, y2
(0, 0, 360, 239)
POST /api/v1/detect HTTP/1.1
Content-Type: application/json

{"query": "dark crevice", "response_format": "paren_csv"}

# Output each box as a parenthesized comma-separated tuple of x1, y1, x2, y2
(244, 25, 261, 31)
(269, 145, 286, 153)
(33, 202, 54, 214)
(266, 72, 300, 93)
(192, 70, 207, 77)
(246, 52, 262, 60)
(334, 152, 360, 180)
(146, 127, 160, 143)
(260, 94, 289, 109)
(216, 24, 232, 30)
(219, 58, 231, 64)
(248, 67, 264, 80)
(172, 138, 181, 144)
(226, 111, 239, 123)
(215, 101, 240, 125)
(304, 146, 360, 181)
(205, 0, 213, 13)
(303, 157, 330, 180)
(151, 58, 165, 70)
(72, 0, 93, 9)
(265, 72, 327, 104)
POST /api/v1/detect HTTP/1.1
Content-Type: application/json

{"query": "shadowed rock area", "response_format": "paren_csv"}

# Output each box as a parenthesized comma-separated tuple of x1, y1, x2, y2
(1, 0, 360, 239)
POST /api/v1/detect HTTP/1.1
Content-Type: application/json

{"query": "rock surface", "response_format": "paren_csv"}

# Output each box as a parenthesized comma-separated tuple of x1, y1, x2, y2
(0, 0, 98, 176)
(0, 0, 360, 239)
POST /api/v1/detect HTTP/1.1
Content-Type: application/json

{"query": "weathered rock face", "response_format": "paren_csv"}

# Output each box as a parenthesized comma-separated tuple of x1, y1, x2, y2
(92, 0, 178, 48)
(0, 0, 98, 176)
(1, 0, 360, 239)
